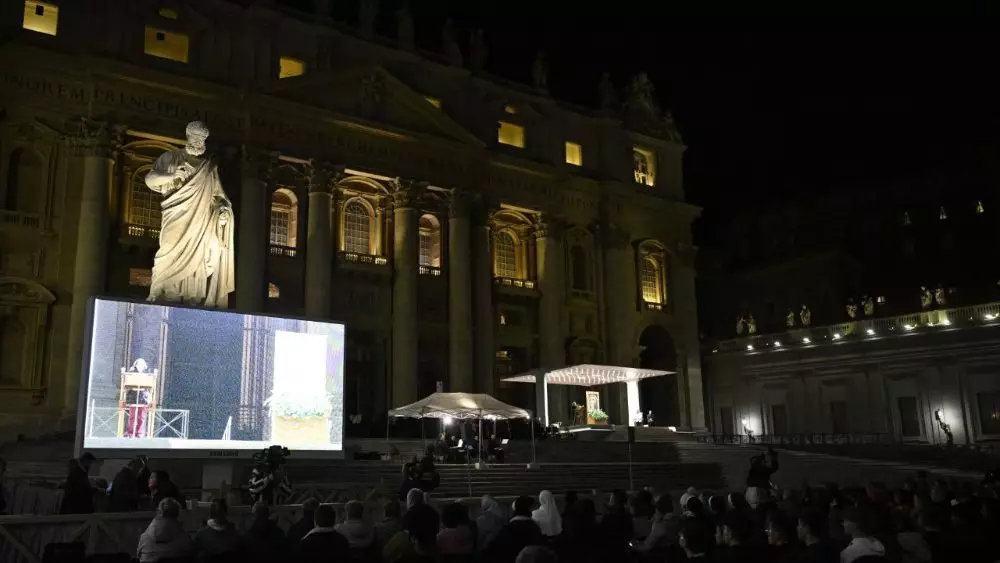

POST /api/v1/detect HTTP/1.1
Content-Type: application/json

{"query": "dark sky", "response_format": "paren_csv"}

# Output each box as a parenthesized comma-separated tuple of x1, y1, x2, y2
(278, 0, 1000, 209)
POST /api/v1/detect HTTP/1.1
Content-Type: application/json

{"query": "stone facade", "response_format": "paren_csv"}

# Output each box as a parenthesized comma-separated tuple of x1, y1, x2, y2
(0, 0, 703, 436)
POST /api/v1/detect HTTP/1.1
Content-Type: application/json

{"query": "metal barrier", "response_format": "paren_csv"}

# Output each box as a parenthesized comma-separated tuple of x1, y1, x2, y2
(86, 407, 190, 439)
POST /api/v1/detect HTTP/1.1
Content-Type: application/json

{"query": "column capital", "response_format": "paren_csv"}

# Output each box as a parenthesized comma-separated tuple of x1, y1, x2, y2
(449, 189, 477, 219)
(307, 160, 344, 195)
(533, 216, 565, 240)
(391, 178, 427, 210)
(241, 146, 279, 181)
(599, 222, 631, 249)
(67, 118, 126, 158)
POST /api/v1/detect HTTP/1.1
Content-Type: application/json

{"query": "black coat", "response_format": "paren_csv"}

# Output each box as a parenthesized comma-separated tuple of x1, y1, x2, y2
(108, 466, 139, 512)
(60, 464, 94, 514)
(486, 517, 543, 563)
(299, 529, 349, 563)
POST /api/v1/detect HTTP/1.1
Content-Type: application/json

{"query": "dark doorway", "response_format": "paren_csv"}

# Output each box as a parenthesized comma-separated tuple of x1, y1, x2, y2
(637, 325, 679, 426)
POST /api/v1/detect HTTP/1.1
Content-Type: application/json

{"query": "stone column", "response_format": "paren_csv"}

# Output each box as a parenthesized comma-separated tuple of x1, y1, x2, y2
(448, 191, 474, 392)
(236, 148, 273, 313)
(472, 200, 495, 394)
(64, 120, 125, 413)
(535, 218, 568, 424)
(600, 223, 633, 424)
(305, 162, 338, 318)
(391, 180, 423, 406)
(675, 243, 706, 429)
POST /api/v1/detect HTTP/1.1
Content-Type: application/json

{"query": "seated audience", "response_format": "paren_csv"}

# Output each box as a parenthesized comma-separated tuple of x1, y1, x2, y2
(840, 506, 886, 563)
(194, 498, 244, 560)
(797, 508, 840, 563)
(630, 489, 655, 540)
(597, 490, 634, 560)
(765, 510, 802, 563)
(678, 518, 715, 561)
(717, 511, 762, 562)
(136, 497, 193, 563)
(477, 495, 507, 551)
(515, 545, 558, 563)
(375, 500, 405, 552)
(437, 501, 475, 556)
(634, 492, 678, 553)
(246, 502, 285, 560)
(287, 498, 320, 546)
(487, 495, 543, 563)
(300, 504, 349, 563)
(148, 470, 184, 508)
(337, 500, 375, 560)
(532, 490, 562, 537)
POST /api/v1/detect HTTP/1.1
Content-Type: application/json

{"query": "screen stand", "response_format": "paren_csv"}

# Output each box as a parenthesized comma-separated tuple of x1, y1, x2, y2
(201, 461, 236, 502)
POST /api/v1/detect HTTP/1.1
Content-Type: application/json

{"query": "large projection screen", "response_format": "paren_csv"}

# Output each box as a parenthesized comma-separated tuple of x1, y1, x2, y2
(75, 298, 345, 459)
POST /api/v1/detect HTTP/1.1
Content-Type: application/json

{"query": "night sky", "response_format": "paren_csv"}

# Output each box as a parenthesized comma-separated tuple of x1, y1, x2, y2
(276, 1, 1000, 210)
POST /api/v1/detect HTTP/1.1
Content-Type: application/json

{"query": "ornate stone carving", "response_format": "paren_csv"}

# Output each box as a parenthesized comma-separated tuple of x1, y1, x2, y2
(449, 190, 477, 219)
(67, 118, 125, 158)
(534, 217, 564, 239)
(391, 179, 426, 209)
(361, 73, 386, 107)
(307, 161, 343, 195)
(0, 277, 55, 304)
(598, 72, 618, 111)
(241, 146, 279, 181)
(622, 73, 682, 142)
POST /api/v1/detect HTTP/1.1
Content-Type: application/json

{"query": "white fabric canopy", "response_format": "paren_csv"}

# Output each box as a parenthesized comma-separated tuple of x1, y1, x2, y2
(388, 392, 530, 421)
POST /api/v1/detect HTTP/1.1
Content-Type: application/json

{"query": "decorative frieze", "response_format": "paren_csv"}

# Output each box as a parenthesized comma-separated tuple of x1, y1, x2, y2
(391, 179, 427, 210)
(66, 118, 125, 158)
(533, 216, 565, 240)
(307, 160, 344, 195)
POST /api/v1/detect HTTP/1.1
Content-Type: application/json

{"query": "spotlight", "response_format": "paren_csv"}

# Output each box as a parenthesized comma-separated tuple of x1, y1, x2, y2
(802, 337, 811, 344)
(866, 328, 876, 336)
(986, 314, 997, 321)
(941, 319, 952, 326)
(443, 416, 453, 426)
(741, 418, 750, 426)
(904, 324, 915, 331)
(774, 341, 782, 347)
(746, 344, 754, 351)
(832, 333, 842, 340)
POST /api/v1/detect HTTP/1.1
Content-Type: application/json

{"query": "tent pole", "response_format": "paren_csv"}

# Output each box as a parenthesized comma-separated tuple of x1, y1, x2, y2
(530, 414, 537, 466)
(478, 416, 483, 467)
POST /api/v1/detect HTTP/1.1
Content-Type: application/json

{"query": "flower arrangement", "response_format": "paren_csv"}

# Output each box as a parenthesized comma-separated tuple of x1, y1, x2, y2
(264, 389, 332, 419)
(589, 408, 609, 422)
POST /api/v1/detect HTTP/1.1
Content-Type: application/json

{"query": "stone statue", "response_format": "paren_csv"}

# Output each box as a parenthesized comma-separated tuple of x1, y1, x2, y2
(442, 19, 463, 67)
(598, 71, 618, 110)
(736, 315, 746, 336)
(785, 309, 796, 329)
(626, 72, 656, 112)
(469, 29, 487, 70)
(144, 121, 235, 308)
(358, 0, 378, 37)
(846, 299, 857, 319)
(395, 3, 414, 50)
(747, 314, 757, 336)
(862, 295, 874, 317)
(799, 305, 811, 327)
(531, 52, 548, 91)
(934, 285, 947, 307)
(920, 286, 933, 310)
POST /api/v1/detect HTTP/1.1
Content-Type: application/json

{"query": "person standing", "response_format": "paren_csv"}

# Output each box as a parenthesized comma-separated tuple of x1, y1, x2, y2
(60, 453, 96, 514)
(109, 458, 142, 512)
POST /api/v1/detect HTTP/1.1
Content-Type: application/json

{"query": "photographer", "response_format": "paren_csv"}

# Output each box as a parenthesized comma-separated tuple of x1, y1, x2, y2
(248, 446, 292, 506)
(745, 447, 778, 508)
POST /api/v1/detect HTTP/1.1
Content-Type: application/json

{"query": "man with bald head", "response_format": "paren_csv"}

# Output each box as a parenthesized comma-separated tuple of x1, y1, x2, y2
(144, 120, 235, 308)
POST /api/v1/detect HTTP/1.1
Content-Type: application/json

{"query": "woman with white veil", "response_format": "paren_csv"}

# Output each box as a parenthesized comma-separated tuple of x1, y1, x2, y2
(532, 490, 562, 537)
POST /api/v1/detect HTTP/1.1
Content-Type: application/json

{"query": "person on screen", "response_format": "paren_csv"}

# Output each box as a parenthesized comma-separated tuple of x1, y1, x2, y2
(60, 452, 97, 514)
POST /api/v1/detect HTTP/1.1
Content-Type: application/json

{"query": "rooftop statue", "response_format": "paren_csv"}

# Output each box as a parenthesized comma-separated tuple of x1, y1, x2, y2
(144, 121, 235, 308)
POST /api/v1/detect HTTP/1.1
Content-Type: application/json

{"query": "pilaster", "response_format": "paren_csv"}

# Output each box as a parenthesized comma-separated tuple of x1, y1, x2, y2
(305, 161, 342, 318)
(535, 216, 568, 424)
(448, 190, 474, 392)
(472, 198, 495, 395)
(391, 179, 424, 406)
(236, 147, 276, 313)
(599, 222, 633, 424)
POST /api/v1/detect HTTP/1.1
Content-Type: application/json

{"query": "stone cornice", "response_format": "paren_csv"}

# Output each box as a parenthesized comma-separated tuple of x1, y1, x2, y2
(533, 216, 565, 240)
(66, 118, 125, 158)
(241, 146, 279, 181)
(307, 160, 344, 195)
(391, 178, 427, 209)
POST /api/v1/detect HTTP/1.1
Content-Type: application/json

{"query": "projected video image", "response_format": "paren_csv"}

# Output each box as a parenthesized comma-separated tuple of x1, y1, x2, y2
(82, 299, 344, 453)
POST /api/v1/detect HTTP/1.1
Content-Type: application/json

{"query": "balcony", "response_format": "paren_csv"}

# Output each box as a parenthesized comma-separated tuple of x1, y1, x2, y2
(419, 265, 442, 277)
(123, 223, 160, 241)
(493, 276, 538, 297)
(712, 301, 1000, 355)
(643, 301, 664, 312)
(269, 244, 298, 258)
(0, 210, 40, 229)
(337, 251, 389, 275)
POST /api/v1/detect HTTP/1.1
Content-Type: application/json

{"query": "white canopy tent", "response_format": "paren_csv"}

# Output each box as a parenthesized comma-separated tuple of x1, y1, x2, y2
(388, 392, 535, 464)
(503, 364, 674, 426)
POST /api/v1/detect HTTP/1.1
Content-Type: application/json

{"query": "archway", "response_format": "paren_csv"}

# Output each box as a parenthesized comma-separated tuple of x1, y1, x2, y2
(638, 324, 679, 426)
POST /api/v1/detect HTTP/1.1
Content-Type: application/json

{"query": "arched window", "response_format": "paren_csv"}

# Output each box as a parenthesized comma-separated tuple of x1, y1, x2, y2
(4, 148, 43, 214)
(494, 231, 517, 278)
(343, 199, 372, 254)
(128, 165, 163, 229)
(269, 188, 298, 248)
(640, 256, 663, 304)
(418, 214, 441, 268)
(570, 244, 589, 290)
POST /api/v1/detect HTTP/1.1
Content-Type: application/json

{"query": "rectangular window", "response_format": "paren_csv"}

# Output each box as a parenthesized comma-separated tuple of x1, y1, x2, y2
(419, 232, 433, 267)
(633, 146, 656, 186)
(279, 56, 306, 79)
(897, 396, 922, 438)
(128, 268, 152, 287)
(830, 401, 849, 434)
(979, 391, 1000, 435)
(269, 208, 290, 246)
(144, 26, 190, 63)
(771, 404, 788, 435)
(719, 407, 735, 435)
(565, 141, 583, 166)
(425, 97, 441, 109)
(498, 121, 525, 148)
(22, 1, 58, 36)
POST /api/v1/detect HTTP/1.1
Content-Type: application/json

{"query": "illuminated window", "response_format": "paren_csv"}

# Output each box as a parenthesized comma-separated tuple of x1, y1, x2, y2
(144, 26, 189, 63)
(640, 257, 662, 304)
(343, 200, 372, 254)
(128, 268, 152, 287)
(498, 121, 525, 148)
(425, 97, 442, 109)
(268, 283, 280, 299)
(877, 296, 886, 304)
(494, 231, 517, 278)
(418, 214, 441, 267)
(939, 206, 947, 220)
(977, 200, 985, 214)
(499, 313, 507, 326)
(279, 57, 306, 79)
(633, 146, 656, 186)
(129, 166, 163, 229)
(504, 105, 518, 115)
(269, 188, 298, 247)
(158, 7, 179, 19)
(565, 142, 583, 166)
(22, 1, 58, 36)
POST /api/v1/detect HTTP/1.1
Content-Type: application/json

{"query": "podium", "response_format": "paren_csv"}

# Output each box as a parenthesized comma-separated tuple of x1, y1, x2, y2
(116, 367, 159, 438)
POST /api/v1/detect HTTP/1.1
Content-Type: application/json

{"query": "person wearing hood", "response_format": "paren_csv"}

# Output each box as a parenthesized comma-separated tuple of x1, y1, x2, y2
(336, 500, 375, 551)
(532, 490, 562, 537)
(194, 498, 244, 559)
(477, 495, 507, 551)
(136, 497, 193, 562)
(840, 506, 886, 563)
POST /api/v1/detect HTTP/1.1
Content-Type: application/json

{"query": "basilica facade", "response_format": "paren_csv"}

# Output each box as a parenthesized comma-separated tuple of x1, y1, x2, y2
(0, 0, 703, 437)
